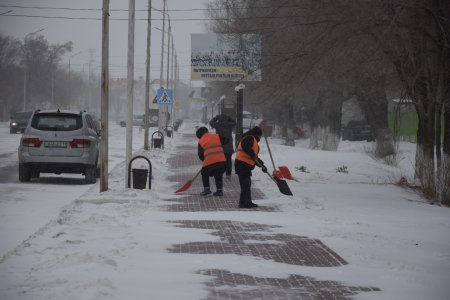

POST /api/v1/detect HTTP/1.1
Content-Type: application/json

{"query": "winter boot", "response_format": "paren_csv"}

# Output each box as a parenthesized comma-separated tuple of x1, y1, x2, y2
(239, 202, 258, 208)
(213, 189, 223, 196)
(200, 187, 211, 196)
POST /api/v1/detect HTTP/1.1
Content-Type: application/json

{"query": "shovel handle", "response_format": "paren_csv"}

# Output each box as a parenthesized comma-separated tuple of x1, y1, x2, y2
(263, 134, 277, 171)
(192, 169, 202, 180)
(255, 160, 278, 184)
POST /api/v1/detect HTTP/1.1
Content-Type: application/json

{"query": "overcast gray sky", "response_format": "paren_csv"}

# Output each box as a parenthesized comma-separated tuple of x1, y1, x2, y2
(0, 0, 211, 82)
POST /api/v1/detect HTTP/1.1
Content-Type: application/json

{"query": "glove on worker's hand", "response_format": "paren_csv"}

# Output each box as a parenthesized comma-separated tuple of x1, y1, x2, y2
(261, 165, 268, 173)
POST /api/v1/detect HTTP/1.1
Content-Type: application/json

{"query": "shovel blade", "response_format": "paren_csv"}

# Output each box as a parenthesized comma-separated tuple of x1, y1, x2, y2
(278, 166, 295, 180)
(275, 177, 293, 196)
(175, 180, 193, 193)
(272, 170, 283, 179)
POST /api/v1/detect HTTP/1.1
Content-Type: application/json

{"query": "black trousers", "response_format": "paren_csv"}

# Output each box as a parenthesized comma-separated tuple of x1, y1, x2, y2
(225, 153, 233, 176)
(238, 173, 252, 205)
(202, 168, 224, 190)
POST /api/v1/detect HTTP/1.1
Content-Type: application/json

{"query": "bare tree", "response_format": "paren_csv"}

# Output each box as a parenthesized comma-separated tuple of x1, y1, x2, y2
(0, 35, 21, 119)
(205, 0, 450, 204)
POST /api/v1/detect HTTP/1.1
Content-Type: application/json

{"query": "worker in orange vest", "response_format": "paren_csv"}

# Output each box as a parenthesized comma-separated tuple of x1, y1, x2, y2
(196, 126, 228, 196)
(235, 126, 268, 208)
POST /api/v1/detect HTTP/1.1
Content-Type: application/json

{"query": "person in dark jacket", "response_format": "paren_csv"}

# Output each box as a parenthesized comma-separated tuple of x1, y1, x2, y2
(234, 126, 267, 208)
(196, 126, 228, 196)
(209, 114, 236, 177)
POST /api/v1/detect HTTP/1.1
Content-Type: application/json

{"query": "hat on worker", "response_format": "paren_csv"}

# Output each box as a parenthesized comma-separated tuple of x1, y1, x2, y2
(196, 126, 209, 139)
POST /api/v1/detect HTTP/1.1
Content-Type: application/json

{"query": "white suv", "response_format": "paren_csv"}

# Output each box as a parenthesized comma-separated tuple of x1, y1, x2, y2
(18, 109, 100, 184)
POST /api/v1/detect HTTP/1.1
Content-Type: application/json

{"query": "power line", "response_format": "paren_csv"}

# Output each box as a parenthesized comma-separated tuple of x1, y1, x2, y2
(1, 13, 315, 22)
(0, 4, 312, 13)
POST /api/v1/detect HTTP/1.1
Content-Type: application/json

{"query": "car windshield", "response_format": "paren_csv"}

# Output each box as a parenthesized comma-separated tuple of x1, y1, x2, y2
(31, 113, 82, 131)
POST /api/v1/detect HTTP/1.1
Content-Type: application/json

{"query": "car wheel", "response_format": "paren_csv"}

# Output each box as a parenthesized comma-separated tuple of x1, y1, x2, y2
(85, 165, 97, 184)
(19, 164, 31, 182)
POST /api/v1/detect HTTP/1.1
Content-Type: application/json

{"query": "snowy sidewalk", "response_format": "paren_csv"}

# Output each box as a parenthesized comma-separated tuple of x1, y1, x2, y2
(0, 120, 382, 300)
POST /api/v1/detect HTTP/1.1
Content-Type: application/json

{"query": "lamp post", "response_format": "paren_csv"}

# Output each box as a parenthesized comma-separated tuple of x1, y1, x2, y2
(68, 51, 82, 80)
(144, 0, 152, 150)
(22, 28, 44, 111)
(153, 2, 175, 132)
(50, 44, 67, 106)
(157, 0, 166, 133)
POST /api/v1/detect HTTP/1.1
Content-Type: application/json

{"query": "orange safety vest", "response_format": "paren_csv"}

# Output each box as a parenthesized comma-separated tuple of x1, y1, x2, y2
(235, 135, 259, 165)
(199, 133, 226, 167)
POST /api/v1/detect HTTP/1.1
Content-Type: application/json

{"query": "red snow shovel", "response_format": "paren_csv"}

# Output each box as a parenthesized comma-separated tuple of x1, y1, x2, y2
(175, 169, 202, 193)
(278, 166, 298, 181)
(263, 133, 297, 181)
(256, 160, 293, 196)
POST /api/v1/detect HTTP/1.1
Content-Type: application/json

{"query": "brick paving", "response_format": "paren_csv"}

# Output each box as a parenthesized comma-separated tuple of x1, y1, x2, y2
(163, 130, 380, 299)
(168, 220, 347, 267)
(198, 269, 380, 300)
(166, 136, 270, 212)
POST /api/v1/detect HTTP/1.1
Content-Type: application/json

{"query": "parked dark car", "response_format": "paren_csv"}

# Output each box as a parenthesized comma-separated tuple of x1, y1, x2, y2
(9, 111, 33, 134)
(342, 121, 374, 141)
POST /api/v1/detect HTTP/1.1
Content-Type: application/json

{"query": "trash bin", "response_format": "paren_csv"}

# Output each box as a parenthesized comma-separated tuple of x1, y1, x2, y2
(153, 138, 162, 148)
(151, 131, 164, 149)
(165, 126, 173, 138)
(132, 168, 148, 189)
(128, 155, 152, 190)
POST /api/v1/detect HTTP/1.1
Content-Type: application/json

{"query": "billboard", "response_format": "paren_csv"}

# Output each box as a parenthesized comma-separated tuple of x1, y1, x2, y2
(191, 33, 261, 82)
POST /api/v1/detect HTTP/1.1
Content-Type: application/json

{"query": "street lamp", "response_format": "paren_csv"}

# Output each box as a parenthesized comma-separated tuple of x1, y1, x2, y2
(153, 3, 172, 132)
(50, 44, 68, 105)
(23, 28, 44, 111)
(68, 51, 82, 79)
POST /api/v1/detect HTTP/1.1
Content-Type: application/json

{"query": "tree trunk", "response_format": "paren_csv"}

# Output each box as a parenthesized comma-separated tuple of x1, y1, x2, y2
(439, 102, 450, 205)
(415, 100, 436, 198)
(322, 126, 339, 151)
(355, 76, 394, 158)
(284, 101, 295, 146)
(309, 126, 320, 149)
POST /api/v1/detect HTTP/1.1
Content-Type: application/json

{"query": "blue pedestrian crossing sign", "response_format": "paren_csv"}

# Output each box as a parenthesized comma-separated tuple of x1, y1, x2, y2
(156, 88, 174, 105)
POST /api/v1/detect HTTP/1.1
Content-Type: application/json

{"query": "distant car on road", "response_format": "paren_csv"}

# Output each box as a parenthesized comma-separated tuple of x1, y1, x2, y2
(9, 111, 33, 134)
(117, 109, 159, 128)
(342, 120, 374, 141)
(18, 109, 100, 184)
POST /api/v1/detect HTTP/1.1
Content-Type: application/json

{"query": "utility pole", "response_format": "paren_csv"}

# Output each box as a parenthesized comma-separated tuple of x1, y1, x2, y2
(173, 53, 177, 120)
(165, 19, 171, 132)
(100, 0, 109, 192)
(126, 0, 135, 187)
(22, 28, 44, 111)
(88, 48, 95, 111)
(158, 0, 166, 133)
(166, 22, 171, 91)
(144, 0, 152, 150)
(68, 51, 82, 81)
(171, 48, 175, 124)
